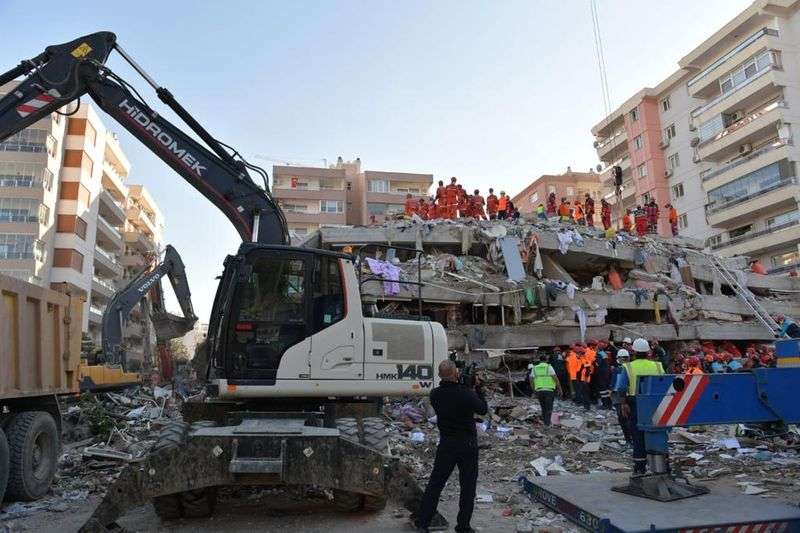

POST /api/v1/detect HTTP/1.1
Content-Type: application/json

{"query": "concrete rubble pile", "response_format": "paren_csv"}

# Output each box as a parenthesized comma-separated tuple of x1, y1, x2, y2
(301, 216, 800, 353)
(0, 385, 181, 522)
(384, 387, 800, 532)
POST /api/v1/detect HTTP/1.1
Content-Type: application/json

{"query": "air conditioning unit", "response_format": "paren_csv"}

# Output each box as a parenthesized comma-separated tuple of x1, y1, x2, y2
(739, 143, 753, 155)
(689, 122, 697, 132)
(690, 136, 700, 147)
(659, 139, 670, 149)
(730, 110, 745, 122)
(665, 169, 673, 178)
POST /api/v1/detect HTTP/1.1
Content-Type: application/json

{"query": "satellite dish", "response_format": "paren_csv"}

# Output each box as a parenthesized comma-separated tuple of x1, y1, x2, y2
(596, 164, 603, 172)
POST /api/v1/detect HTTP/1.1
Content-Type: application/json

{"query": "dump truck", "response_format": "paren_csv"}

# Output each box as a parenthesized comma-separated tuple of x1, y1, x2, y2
(0, 274, 82, 503)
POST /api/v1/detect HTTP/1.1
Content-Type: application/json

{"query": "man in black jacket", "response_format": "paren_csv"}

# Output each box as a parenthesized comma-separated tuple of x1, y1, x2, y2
(416, 359, 488, 533)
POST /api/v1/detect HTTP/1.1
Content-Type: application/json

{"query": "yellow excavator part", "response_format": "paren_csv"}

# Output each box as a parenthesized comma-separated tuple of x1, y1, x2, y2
(79, 361, 141, 391)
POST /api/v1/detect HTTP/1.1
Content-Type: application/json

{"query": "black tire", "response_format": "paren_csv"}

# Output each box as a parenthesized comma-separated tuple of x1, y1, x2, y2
(332, 489, 363, 512)
(360, 417, 388, 512)
(151, 420, 189, 453)
(152, 494, 182, 520)
(180, 487, 217, 518)
(0, 427, 9, 503)
(335, 417, 359, 442)
(5, 412, 59, 501)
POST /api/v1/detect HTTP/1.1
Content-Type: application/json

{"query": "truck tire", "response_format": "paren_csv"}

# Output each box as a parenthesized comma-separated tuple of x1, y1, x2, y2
(151, 420, 189, 520)
(0, 427, 9, 503)
(332, 417, 388, 512)
(180, 487, 217, 518)
(5, 411, 59, 501)
(360, 417, 388, 512)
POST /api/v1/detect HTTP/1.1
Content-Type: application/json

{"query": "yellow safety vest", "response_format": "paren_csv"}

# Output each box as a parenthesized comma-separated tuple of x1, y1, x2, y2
(531, 363, 556, 391)
(623, 359, 664, 396)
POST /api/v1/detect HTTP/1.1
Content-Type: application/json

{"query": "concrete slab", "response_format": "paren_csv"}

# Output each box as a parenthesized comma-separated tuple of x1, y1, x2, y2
(523, 473, 800, 532)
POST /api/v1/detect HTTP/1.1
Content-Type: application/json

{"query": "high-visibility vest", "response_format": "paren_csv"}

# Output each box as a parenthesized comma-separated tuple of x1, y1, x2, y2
(498, 196, 508, 211)
(623, 359, 664, 396)
(531, 363, 556, 391)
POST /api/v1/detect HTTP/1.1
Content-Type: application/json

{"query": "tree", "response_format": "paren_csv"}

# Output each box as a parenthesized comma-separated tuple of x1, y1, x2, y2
(169, 338, 190, 362)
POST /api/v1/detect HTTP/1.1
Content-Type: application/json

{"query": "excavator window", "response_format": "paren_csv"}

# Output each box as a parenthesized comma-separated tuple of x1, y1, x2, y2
(311, 255, 345, 334)
(225, 253, 310, 379)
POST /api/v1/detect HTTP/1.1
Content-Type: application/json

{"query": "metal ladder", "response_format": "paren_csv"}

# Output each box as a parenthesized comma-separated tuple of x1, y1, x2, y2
(707, 255, 781, 336)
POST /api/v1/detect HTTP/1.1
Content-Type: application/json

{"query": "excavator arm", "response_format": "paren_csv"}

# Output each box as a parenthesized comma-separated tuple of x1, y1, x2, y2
(102, 245, 197, 369)
(0, 32, 288, 244)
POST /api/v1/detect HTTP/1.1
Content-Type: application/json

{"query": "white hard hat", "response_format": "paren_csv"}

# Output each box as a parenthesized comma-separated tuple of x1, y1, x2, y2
(632, 338, 651, 353)
(616, 349, 630, 360)
(622, 337, 632, 344)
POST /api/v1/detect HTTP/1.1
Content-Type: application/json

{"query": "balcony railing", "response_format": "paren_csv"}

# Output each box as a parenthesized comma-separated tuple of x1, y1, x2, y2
(0, 251, 34, 259)
(94, 246, 120, 265)
(97, 215, 123, 241)
(698, 100, 786, 149)
(711, 218, 800, 250)
(0, 213, 38, 223)
(92, 276, 117, 292)
(687, 28, 779, 88)
(770, 263, 798, 274)
(594, 129, 626, 150)
(691, 64, 778, 119)
(0, 177, 41, 188)
(705, 176, 796, 215)
(701, 139, 790, 182)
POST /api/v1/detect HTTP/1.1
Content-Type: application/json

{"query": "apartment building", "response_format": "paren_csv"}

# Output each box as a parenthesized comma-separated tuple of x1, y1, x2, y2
(511, 168, 602, 216)
(0, 82, 166, 367)
(272, 157, 433, 236)
(592, 0, 800, 273)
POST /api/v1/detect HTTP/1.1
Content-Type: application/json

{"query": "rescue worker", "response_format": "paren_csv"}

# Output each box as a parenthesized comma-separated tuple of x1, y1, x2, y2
(575, 347, 593, 411)
(612, 349, 633, 444)
(497, 191, 509, 219)
(456, 185, 467, 218)
(418, 198, 430, 220)
(573, 200, 585, 225)
(471, 189, 486, 220)
(622, 208, 633, 233)
(750, 259, 768, 275)
(445, 177, 459, 219)
(435, 180, 446, 211)
(777, 314, 800, 338)
(417, 360, 487, 533)
(536, 203, 546, 220)
(600, 198, 612, 231)
(667, 203, 679, 237)
(615, 338, 664, 474)
(486, 188, 499, 220)
(634, 206, 648, 237)
(551, 347, 570, 400)
(428, 197, 439, 220)
(565, 346, 579, 402)
(530, 353, 562, 426)
(404, 193, 418, 217)
(558, 198, 571, 222)
(584, 193, 595, 228)
(646, 199, 659, 234)
(546, 192, 558, 218)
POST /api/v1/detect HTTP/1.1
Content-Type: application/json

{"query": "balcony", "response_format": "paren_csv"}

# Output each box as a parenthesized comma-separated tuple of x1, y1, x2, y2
(711, 219, 800, 257)
(91, 275, 117, 300)
(96, 215, 124, 252)
(121, 253, 148, 269)
(102, 161, 126, 195)
(706, 177, 799, 227)
(93, 246, 123, 278)
(124, 230, 156, 253)
(272, 187, 347, 202)
(594, 130, 628, 163)
(0, 177, 42, 189)
(692, 64, 785, 126)
(702, 138, 791, 190)
(601, 157, 631, 187)
(98, 189, 127, 226)
(697, 100, 785, 161)
(770, 263, 799, 275)
(283, 211, 346, 225)
(126, 205, 158, 237)
(687, 28, 779, 96)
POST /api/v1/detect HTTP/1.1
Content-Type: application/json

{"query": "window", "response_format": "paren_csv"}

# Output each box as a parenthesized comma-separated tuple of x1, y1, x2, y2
(630, 107, 639, 122)
(707, 160, 788, 208)
(661, 97, 671, 112)
(34, 239, 44, 262)
(226, 255, 308, 377)
(46, 135, 57, 158)
(633, 135, 644, 150)
(718, 50, 775, 94)
(0, 198, 41, 222)
(53, 248, 84, 272)
(668, 153, 680, 170)
(0, 234, 37, 259)
(320, 200, 343, 213)
(729, 224, 752, 239)
(641, 192, 652, 204)
(59, 182, 91, 208)
(566, 186, 575, 196)
(767, 210, 800, 229)
(678, 213, 688, 229)
(547, 185, 556, 194)
(367, 203, 387, 215)
(395, 187, 421, 194)
(707, 234, 723, 247)
(0, 129, 49, 152)
(346, 181, 352, 191)
(528, 192, 539, 204)
(38, 204, 49, 225)
(637, 163, 648, 178)
(57, 215, 87, 239)
(368, 180, 388, 193)
(0, 161, 47, 188)
(771, 250, 799, 268)
(319, 179, 339, 190)
(43, 169, 54, 191)
(664, 123, 676, 140)
(671, 183, 685, 198)
(75, 216, 87, 239)
(84, 121, 97, 147)
(280, 203, 308, 213)
(312, 255, 345, 334)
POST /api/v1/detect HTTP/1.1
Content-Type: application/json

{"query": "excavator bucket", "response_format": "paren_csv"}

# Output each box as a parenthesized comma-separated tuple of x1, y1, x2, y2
(79, 418, 443, 531)
(151, 311, 195, 341)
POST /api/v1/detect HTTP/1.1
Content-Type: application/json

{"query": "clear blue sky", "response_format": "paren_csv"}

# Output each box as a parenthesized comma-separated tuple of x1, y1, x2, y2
(2, 0, 751, 320)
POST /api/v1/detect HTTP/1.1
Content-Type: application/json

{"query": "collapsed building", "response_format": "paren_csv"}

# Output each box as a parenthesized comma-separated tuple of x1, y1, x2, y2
(300, 217, 800, 358)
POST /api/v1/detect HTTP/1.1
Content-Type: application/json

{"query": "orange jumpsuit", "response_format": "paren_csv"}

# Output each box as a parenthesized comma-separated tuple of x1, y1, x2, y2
(404, 198, 418, 217)
(486, 194, 499, 218)
(444, 184, 459, 219)
(471, 195, 486, 220)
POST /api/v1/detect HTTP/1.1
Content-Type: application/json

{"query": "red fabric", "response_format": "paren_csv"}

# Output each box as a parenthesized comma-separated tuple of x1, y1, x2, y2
(435, 186, 446, 204)
(635, 214, 648, 236)
(404, 198, 418, 216)
(622, 214, 632, 232)
(486, 194, 499, 214)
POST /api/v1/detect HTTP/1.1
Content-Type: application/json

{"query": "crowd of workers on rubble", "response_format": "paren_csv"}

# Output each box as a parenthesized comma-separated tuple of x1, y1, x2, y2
(402, 176, 681, 237)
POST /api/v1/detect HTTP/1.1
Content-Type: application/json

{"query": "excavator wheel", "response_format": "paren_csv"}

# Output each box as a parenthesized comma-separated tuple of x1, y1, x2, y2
(180, 487, 218, 518)
(332, 417, 388, 512)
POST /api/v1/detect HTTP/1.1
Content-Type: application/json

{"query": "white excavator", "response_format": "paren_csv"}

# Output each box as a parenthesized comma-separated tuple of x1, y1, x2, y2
(0, 32, 449, 529)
